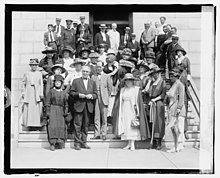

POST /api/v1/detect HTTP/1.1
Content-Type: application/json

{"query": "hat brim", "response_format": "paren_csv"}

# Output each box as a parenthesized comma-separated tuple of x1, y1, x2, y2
(99, 26, 107, 28)
(70, 61, 86, 68)
(42, 50, 56, 54)
(62, 49, 74, 54)
(175, 49, 187, 56)
(122, 76, 138, 82)
(148, 69, 163, 76)
(51, 66, 66, 74)
(79, 49, 90, 56)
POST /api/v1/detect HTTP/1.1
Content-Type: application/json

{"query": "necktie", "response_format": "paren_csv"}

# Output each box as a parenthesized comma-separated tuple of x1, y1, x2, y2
(50, 32, 53, 42)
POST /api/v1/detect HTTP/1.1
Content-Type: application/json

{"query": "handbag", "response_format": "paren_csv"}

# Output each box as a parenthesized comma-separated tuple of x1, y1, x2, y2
(130, 105, 140, 128)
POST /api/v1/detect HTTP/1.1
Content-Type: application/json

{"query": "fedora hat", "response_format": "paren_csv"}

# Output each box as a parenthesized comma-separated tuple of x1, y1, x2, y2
(145, 51, 155, 59)
(69, 58, 86, 68)
(131, 33, 136, 37)
(62, 46, 74, 54)
(54, 74, 64, 82)
(122, 73, 138, 82)
(89, 52, 100, 58)
(51, 63, 66, 74)
(107, 49, 116, 56)
(137, 60, 149, 70)
(29, 58, 39, 65)
(42, 46, 56, 54)
(99, 24, 107, 28)
(175, 46, 187, 56)
(119, 60, 135, 69)
(79, 47, 91, 56)
(56, 18, 61, 21)
(148, 64, 162, 76)
(172, 34, 179, 40)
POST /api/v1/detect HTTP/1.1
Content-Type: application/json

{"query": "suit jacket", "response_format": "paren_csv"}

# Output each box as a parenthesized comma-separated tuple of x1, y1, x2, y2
(76, 23, 92, 35)
(140, 27, 156, 48)
(127, 40, 140, 58)
(91, 73, 112, 106)
(70, 77, 97, 113)
(53, 25, 65, 36)
(43, 31, 59, 46)
(120, 34, 132, 47)
(94, 32, 110, 49)
(61, 28, 76, 49)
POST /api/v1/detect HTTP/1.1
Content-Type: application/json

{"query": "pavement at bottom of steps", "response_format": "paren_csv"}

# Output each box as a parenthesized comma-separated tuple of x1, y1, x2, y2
(11, 145, 200, 170)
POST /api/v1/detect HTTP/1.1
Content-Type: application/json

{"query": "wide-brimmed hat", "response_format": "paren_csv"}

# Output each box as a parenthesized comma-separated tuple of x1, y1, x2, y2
(122, 48, 132, 56)
(79, 47, 91, 56)
(128, 57, 138, 64)
(169, 67, 181, 77)
(175, 46, 187, 56)
(29, 58, 39, 65)
(69, 58, 86, 68)
(172, 34, 179, 40)
(99, 24, 107, 28)
(51, 63, 66, 74)
(145, 51, 155, 59)
(62, 46, 74, 54)
(124, 27, 131, 31)
(54, 74, 64, 82)
(148, 64, 162, 76)
(89, 52, 100, 58)
(41, 46, 56, 54)
(122, 73, 138, 82)
(107, 49, 116, 56)
(137, 60, 149, 70)
(119, 60, 135, 69)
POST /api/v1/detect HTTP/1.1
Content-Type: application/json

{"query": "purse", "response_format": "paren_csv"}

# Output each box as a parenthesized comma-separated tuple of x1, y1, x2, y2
(130, 105, 140, 128)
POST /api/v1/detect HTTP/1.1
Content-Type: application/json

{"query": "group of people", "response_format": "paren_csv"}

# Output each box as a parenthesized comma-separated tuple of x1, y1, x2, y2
(20, 15, 192, 153)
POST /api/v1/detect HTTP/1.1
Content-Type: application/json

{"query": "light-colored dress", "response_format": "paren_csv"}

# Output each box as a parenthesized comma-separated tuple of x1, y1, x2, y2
(21, 70, 43, 127)
(120, 87, 141, 141)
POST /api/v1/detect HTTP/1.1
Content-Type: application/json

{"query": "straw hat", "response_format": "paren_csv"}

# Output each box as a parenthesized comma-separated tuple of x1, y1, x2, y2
(62, 46, 74, 54)
(107, 49, 116, 56)
(79, 47, 90, 56)
(169, 67, 181, 77)
(122, 73, 138, 82)
(148, 64, 162, 76)
(137, 60, 149, 70)
(51, 63, 66, 74)
(175, 46, 187, 56)
(69, 58, 86, 68)
(29, 58, 39, 65)
(99, 24, 107, 28)
(119, 60, 135, 69)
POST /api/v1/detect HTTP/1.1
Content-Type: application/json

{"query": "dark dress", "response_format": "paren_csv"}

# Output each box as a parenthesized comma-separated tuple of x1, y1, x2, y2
(46, 88, 68, 145)
(148, 78, 166, 140)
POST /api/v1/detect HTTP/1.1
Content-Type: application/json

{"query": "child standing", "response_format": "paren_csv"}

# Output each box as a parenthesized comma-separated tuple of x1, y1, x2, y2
(45, 74, 68, 151)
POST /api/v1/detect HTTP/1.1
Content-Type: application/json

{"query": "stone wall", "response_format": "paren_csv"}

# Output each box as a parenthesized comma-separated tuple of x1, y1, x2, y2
(133, 12, 201, 79)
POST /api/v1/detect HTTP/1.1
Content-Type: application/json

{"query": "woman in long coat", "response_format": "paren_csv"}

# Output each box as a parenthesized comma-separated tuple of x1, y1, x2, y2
(147, 64, 166, 150)
(45, 74, 68, 151)
(21, 58, 44, 127)
(118, 73, 150, 151)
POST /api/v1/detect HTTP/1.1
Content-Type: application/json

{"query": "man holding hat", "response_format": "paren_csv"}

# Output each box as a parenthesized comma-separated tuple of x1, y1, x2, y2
(120, 27, 132, 47)
(76, 26, 91, 57)
(43, 24, 59, 52)
(166, 34, 182, 71)
(94, 24, 110, 51)
(127, 33, 140, 59)
(61, 19, 76, 51)
(76, 15, 92, 36)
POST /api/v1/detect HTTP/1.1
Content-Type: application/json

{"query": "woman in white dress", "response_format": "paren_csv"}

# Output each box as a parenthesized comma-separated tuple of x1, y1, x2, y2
(21, 58, 44, 127)
(118, 73, 150, 151)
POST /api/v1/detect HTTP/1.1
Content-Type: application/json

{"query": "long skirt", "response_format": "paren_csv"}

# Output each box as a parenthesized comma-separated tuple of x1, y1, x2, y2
(121, 100, 141, 141)
(22, 87, 42, 127)
(48, 105, 66, 144)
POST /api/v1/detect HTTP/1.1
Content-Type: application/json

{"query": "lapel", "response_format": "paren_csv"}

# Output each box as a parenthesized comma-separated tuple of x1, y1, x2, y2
(79, 78, 87, 92)
(87, 79, 93, 92)
(100, 73, 105, 86)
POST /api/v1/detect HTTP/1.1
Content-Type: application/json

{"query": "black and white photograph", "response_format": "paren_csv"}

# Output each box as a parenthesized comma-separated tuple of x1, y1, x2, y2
(2, 0, 218, 176)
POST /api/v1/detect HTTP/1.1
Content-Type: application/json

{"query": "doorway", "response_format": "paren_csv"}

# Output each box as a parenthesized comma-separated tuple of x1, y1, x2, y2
(89, 11, 133, 45)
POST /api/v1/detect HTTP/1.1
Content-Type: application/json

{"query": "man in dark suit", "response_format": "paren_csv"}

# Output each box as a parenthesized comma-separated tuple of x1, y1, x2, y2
(76, 26, 92, 57)
(120, 27, 132, 47)
(70, 65, 98, 150)
(94, 24, 111, 51)
(61, 19, 76, 52)
(127, 33, 140, 59)
(76, 16, 92, 36)
(53, 18, 66, 58)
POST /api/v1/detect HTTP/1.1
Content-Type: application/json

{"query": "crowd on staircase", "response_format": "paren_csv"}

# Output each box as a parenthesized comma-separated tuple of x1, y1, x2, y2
(18, 15, 192, 152)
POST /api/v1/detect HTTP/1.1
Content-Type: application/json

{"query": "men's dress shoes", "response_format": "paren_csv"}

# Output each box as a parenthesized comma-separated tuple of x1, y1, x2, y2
(81, 143, 91, 149)
(50, 145, 55, 151)
(91, 136, 101, 139)
(74, 144, 81, 150)
(102, 136, 107, 140)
